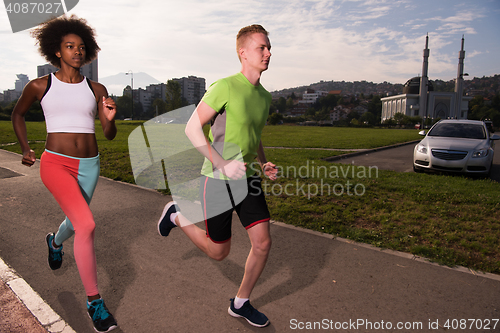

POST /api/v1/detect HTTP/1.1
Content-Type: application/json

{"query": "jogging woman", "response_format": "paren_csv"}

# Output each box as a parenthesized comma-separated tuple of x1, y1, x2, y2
(12, 15, 118, 332)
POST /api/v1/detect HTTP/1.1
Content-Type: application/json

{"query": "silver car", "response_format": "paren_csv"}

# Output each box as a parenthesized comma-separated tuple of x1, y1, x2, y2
(413, 119, 500, 176)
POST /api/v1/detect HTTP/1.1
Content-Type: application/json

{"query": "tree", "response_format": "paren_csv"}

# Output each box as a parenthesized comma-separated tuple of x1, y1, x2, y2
(305, 107, 316, 118)
(317, 94, 337, 110)
(393, 112, 405, 125)
(116, 95, 133, 119)
(165, 80, 183, 111)
(367, 95, 382, 122)
(347, 110, 360, 122)
(276, 97, 286, 113)
(151, 98, 167, 117)
(268, 112, 283, 125)
(360, 111, 376, 125)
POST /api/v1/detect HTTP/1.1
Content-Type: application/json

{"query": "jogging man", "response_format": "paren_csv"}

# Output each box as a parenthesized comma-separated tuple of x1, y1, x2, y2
(158, 24, 277, 327)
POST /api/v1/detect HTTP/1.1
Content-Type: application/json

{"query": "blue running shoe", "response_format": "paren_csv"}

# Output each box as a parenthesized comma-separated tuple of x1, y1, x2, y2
(228, 298, 270, 327)
(87, 298, 117, 332)
(158, 201, 178, 237)
(46, 233, 63, 270)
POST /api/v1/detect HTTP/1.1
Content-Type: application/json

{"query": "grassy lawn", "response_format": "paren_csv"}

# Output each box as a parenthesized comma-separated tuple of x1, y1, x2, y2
(1, 120, 499, 274)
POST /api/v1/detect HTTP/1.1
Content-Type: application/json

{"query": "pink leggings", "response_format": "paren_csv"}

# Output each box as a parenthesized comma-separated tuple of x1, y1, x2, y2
(40, 150, 100, 296)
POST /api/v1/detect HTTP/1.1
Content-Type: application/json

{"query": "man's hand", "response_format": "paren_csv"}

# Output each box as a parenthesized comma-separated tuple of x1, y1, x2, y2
(262, 162, 277, 180)
(219, 159, 247, 180)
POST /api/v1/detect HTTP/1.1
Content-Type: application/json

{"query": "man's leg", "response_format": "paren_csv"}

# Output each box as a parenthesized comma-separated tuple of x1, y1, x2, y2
(236, 221, 271, 298)
(175, 213, 231, 261)
(228, 221, 271, 328)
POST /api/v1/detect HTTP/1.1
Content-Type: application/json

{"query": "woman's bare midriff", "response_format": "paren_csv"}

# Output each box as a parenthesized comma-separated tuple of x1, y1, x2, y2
(45, 133, 98, 158)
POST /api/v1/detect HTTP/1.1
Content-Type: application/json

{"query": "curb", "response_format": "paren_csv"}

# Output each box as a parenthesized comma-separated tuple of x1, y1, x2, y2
(270, 220, 500, 282)
(0, 257, 76, 333)
(322, 140, 421, 162)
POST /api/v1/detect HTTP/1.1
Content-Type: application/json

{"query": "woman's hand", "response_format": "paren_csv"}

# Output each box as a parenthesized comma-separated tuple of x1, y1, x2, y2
(102, 96, 117, 122)
(21, 149, 36, 166)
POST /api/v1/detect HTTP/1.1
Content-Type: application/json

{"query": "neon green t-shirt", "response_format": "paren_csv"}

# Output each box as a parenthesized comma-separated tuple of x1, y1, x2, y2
(201, 72, 271, 179)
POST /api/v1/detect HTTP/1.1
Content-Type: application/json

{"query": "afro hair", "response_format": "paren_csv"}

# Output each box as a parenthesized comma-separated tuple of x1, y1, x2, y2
(31, 15, 100, 68)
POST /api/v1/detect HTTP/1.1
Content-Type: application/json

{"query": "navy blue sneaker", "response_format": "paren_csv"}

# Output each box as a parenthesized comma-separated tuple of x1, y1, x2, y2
(46, 233, 63, 270)
(228, 298, 270, 327)
(87, 298, 117, 332)
(158, 201, 178, 236)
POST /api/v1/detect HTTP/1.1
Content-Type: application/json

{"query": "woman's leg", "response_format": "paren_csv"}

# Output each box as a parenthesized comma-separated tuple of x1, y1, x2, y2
(40, 151, 99, 297)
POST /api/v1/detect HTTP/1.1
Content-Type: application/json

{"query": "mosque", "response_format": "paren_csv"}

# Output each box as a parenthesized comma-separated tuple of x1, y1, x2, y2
(381, 35, 471, 123)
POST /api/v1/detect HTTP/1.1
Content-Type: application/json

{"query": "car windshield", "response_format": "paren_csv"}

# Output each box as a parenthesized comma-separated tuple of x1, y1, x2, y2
(428, 123, 486, 139)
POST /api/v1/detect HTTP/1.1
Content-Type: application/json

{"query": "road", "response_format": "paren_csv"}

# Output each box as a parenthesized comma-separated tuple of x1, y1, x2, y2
(331, 141, 500, 182)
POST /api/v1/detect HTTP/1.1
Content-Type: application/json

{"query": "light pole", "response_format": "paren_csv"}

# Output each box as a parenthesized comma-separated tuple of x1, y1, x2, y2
(126, 70, 134, 119)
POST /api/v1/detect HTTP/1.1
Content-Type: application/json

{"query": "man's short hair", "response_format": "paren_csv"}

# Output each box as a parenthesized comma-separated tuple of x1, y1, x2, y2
(236, 24, 269, 61)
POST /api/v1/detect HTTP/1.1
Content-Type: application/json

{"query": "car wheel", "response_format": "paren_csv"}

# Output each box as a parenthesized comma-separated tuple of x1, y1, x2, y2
(413, 164, 423, 173)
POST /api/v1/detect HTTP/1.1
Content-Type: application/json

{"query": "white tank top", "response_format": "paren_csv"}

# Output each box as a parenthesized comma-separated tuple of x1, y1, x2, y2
(40, 73, 97, 133)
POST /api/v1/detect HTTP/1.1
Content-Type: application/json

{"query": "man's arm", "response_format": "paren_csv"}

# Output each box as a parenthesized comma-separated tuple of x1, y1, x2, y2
(185, 101, 246, 180)
(257, 140, 277, 180)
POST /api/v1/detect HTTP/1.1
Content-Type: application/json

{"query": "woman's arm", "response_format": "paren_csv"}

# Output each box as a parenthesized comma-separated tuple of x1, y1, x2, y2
(92, 81, 117, 140)
(11, 78, 46, 166)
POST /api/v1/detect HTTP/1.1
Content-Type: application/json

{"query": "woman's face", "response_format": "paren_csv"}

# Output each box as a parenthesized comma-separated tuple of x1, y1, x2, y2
(55, 34, 86, 69)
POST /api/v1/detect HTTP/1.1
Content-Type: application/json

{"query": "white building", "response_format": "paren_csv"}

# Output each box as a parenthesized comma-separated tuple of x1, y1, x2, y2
(330, 106, 349, 122)
(15, 74, 29, 92)
(299, 89, 329, 104)
(381, 36, 471, 123)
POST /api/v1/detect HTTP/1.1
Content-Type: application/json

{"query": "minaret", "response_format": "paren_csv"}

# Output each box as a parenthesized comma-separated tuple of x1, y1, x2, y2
(419, 34, 430, 125)
(453, 36, 465, 118)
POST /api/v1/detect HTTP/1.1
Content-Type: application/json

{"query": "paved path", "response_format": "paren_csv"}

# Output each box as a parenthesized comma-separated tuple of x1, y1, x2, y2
(1, 148, 499, 333)
(325, 140, 500, 182)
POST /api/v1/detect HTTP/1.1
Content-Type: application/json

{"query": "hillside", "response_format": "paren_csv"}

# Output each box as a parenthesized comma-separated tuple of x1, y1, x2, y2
(271, 74, 500, 99)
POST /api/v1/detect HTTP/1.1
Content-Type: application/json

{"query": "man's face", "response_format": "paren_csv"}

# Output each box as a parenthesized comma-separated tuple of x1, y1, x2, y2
(241, 32, 271, 72)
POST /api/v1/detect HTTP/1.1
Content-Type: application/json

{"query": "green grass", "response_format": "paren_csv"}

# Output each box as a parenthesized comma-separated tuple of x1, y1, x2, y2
(2, 121, 499, 274)
(262, 148, 500, 274)
(261, 125, 422, 149)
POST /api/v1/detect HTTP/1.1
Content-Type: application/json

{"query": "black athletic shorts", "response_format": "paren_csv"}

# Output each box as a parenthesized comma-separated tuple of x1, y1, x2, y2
(200, 174, 270, 243)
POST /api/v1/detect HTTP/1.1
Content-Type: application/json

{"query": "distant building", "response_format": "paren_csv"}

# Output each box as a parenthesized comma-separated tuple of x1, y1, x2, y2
(381, 36, 471, 122)
(146, 83, 167, 102)
(37, 63, 57, 77)
(136, 88, 152, 111)
(80, 58, 98, 81)
(299, 89, 329, 104)
(173, 76, 206, 105)
(37, 59, 98, 81)
(122, 76, 206, 115)
(3, 89, 21, 103)
(286, 105, 309, 117)
(330, 106, 349, 122)
(1, 74, 29, 103)
(353, 105, 368, 115)
(15, 74, 29, 92)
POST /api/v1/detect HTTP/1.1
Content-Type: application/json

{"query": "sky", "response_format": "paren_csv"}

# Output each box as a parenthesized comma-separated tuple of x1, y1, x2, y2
(1, 0, 500, 96)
